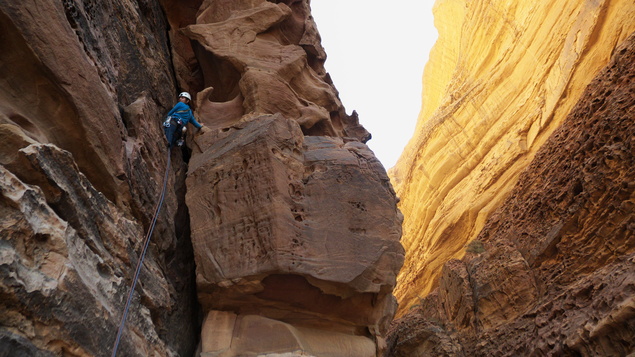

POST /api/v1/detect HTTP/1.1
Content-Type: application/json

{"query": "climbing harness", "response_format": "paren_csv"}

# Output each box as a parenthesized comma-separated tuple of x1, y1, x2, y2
(111, 146, 172, 357)
(164, 116, 187, 147)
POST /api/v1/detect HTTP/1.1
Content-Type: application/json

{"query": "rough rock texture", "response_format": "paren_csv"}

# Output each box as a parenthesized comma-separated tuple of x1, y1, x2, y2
(0, 144, 191, 357)
(2, 0, 404, 356)
(1, 0, 198, 356)
(168, 0, 369, 142)
(390, 0, 635, 312)
(386, 31, 635, 356)
(163, 1, 405, 355)
(186, 115, 403, 356)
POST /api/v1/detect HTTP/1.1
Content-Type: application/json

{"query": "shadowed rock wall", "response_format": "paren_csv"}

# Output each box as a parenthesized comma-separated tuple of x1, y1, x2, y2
(1, 0, 198, 356)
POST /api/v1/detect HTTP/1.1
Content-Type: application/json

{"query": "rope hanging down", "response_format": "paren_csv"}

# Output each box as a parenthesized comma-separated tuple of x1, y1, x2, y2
(111, 146, 172, 357)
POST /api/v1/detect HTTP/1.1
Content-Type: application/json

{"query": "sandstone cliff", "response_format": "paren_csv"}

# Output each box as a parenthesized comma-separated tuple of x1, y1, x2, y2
(1, 0, 198, 355)
(387, 31, 635, 356)
(391, 0, 635, 314)
(1, 0, 403, 356)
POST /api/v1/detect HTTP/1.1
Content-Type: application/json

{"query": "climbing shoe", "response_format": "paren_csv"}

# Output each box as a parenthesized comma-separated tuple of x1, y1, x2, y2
(177, 139, 184, 147)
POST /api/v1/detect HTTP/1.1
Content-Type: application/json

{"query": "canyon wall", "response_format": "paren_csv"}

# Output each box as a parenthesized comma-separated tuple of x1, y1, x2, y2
(1, 0, 403, 356)
(7, 0, 633, 355)
(390, 0, 635, 313)
(0, 0, 200, 356)
(387, 31, 635, 356)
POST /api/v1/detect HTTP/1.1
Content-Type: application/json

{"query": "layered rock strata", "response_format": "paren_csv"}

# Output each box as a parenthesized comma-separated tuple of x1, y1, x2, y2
(387, 31, 635, 356)
(391, 0, 635, 312)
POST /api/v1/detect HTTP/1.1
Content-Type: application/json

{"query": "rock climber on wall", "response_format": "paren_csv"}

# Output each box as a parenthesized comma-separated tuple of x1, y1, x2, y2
(163, 92, 203, 147)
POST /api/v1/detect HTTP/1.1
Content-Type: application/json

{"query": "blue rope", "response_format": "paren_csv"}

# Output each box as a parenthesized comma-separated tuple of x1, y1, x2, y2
(111, 146, 172, 357)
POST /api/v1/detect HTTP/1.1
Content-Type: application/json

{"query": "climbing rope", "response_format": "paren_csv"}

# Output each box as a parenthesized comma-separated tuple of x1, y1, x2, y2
(111, 146, 172, 357)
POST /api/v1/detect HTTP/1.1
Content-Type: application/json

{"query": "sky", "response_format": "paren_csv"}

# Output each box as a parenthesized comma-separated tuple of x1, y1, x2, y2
(310, 1, 438, 169)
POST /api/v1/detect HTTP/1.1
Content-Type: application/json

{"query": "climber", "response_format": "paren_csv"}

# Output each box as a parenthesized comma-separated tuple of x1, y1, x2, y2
(163, 92, 203, 147)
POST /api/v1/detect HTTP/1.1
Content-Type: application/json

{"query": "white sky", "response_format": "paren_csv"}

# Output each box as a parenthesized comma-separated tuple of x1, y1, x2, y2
(310, 1, 438, 169)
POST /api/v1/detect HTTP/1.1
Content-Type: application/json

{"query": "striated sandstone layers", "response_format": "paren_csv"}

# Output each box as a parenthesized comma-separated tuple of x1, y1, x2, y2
(171, 1, 405, 355)
(387, 31, 635, 356)
(390, 0, 635, 312)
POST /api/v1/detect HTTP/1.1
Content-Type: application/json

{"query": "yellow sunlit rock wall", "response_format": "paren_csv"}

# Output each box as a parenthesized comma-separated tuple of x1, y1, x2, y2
(390, 0, 635, 314)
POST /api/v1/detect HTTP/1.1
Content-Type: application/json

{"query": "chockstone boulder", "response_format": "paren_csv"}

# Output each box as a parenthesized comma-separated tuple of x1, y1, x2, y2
(186, 114, 403, 356)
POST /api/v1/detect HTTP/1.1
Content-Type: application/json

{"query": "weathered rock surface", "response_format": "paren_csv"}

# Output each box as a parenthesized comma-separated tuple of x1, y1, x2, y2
(186, 114, 403, 355)
(390, 0, 635, 313)
(3, 0, 404, 356)
(167, 1, 404, 355)
(386, 31, 635, 356)
(0, 143, 188, 356)
(172, 0, 369, 142)
(1, 0, 198, 355)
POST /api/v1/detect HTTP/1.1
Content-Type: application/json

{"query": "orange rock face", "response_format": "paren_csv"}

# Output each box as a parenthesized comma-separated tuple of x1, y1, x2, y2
(391, 0, 635, 313)
(387, 31, 635, 356)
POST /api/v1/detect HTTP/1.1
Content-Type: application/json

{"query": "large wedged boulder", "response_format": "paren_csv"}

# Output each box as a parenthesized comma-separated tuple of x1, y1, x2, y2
(186, 114, 404, 355)
(161, 1, 399, 352)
